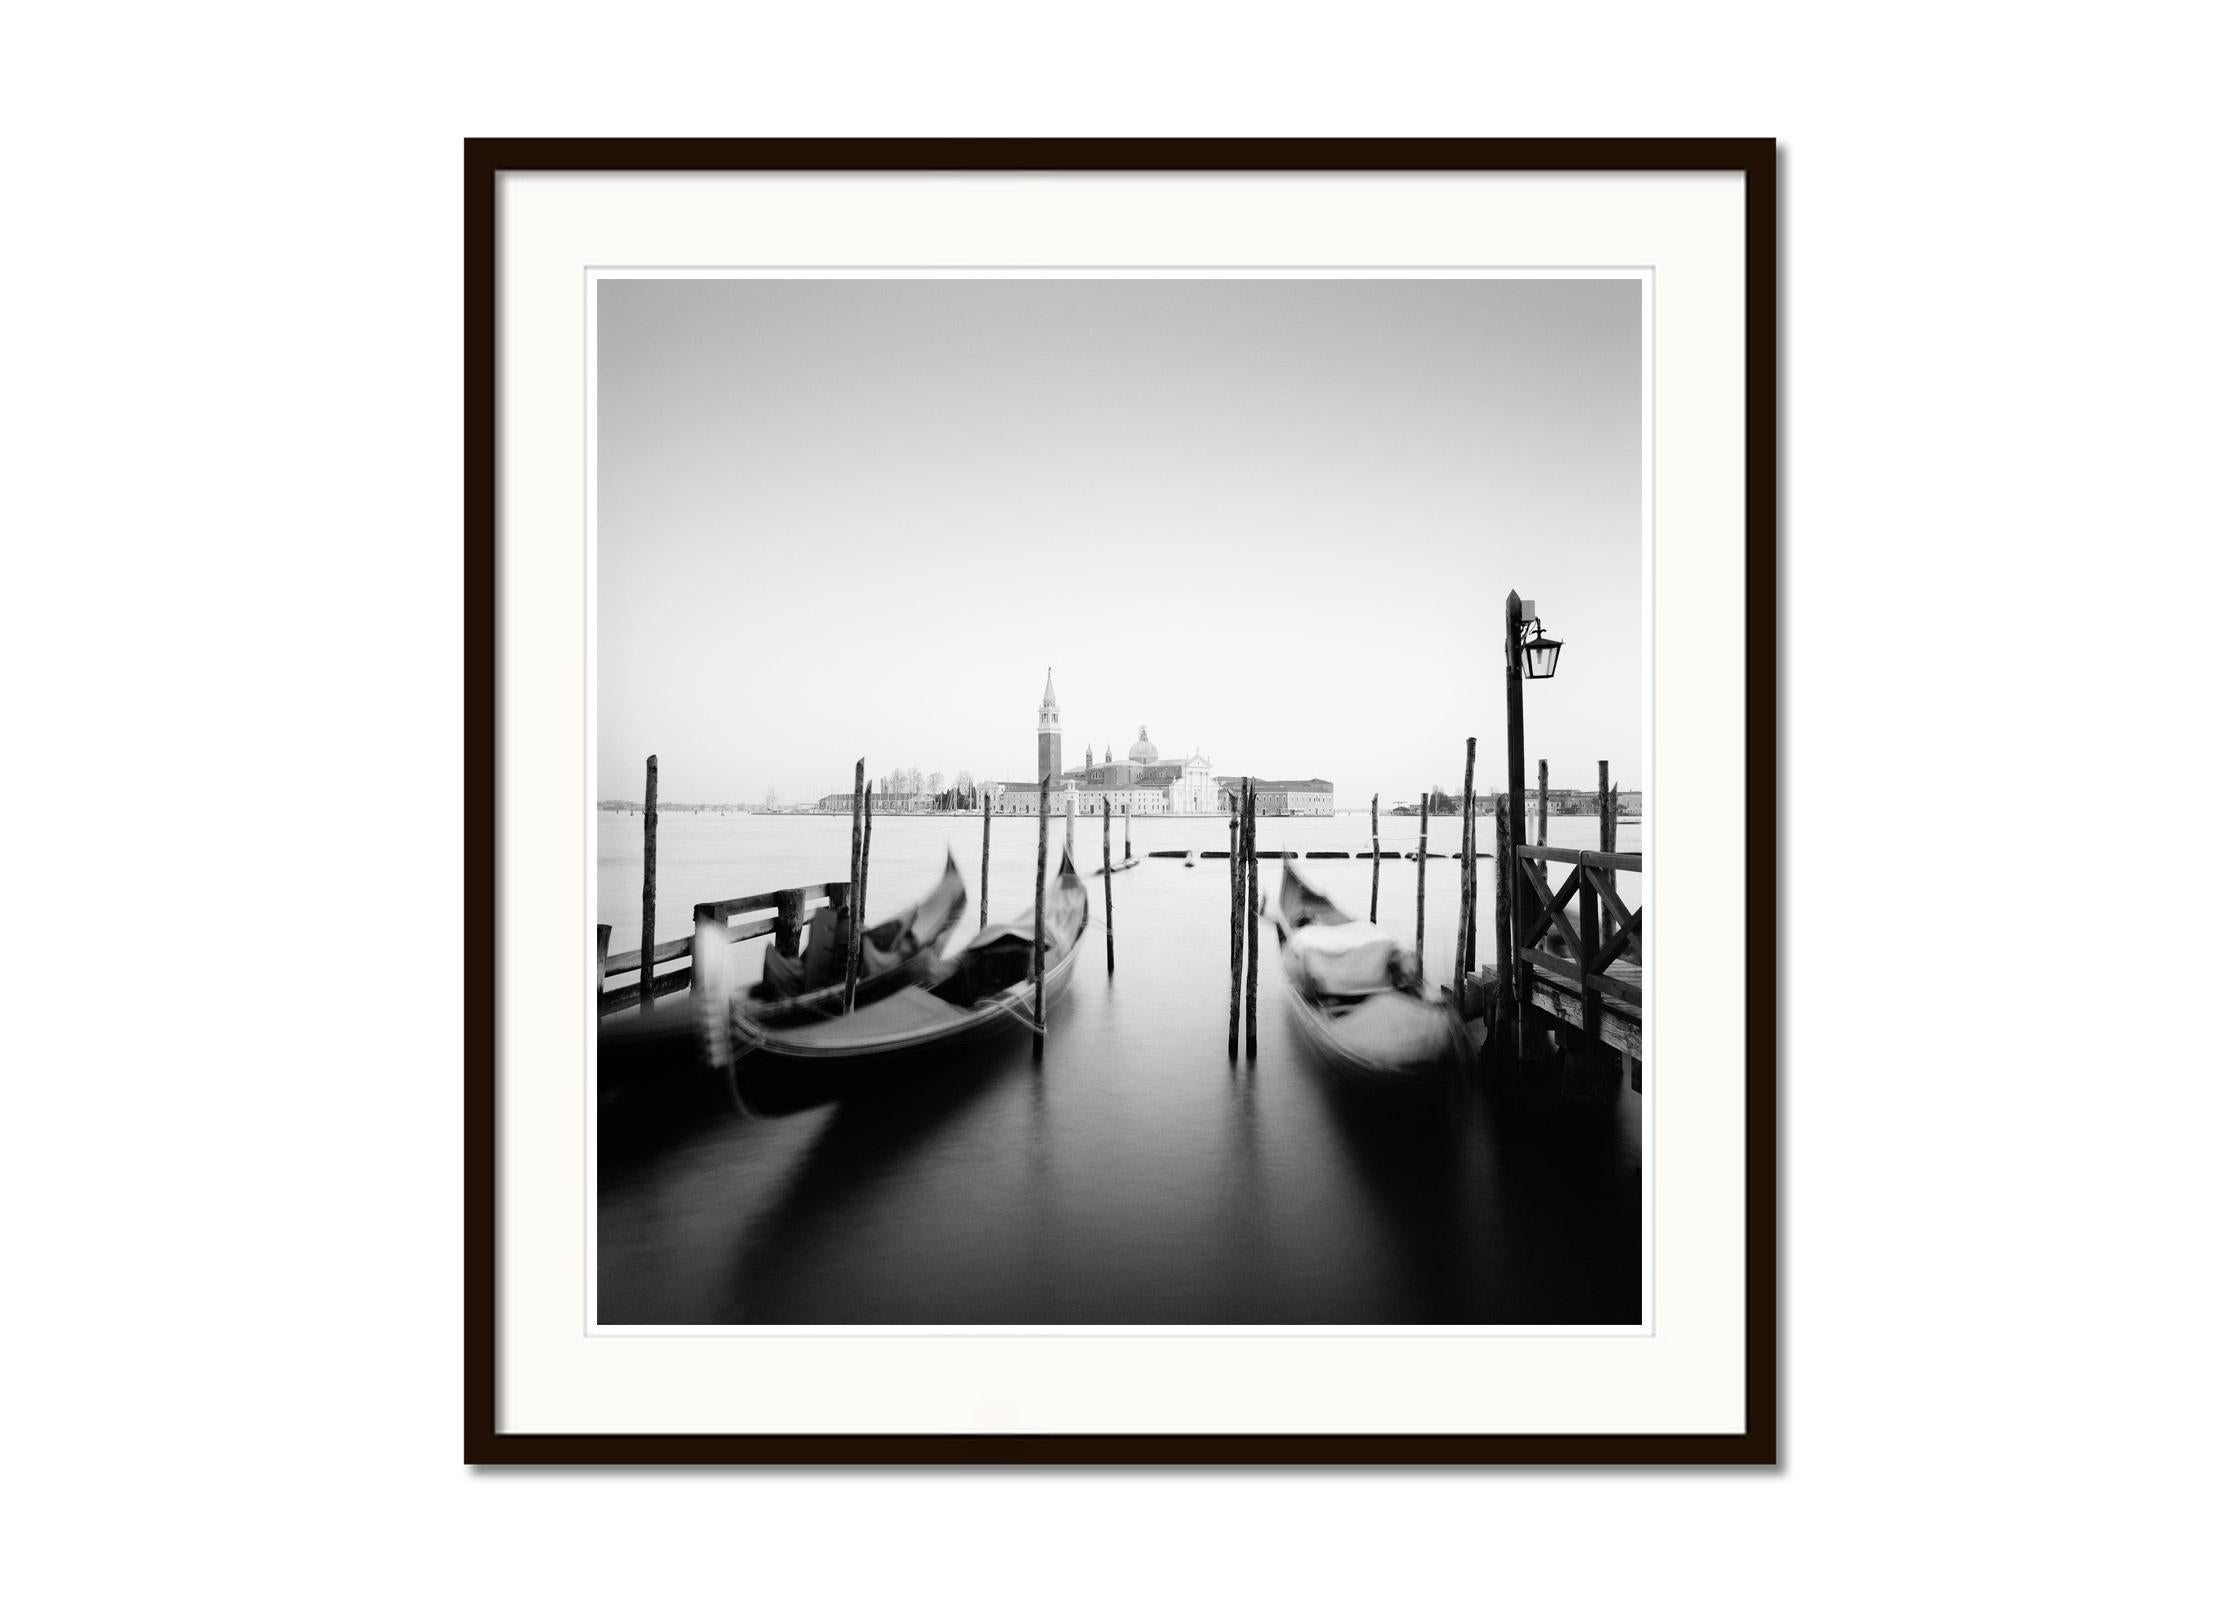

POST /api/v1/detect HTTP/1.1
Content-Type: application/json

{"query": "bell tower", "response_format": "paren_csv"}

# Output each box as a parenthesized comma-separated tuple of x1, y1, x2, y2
(1037, 669, 1062, 784)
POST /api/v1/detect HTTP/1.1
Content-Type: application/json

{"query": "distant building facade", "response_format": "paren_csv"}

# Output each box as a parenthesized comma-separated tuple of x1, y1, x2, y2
(819, 790, 936, 813)
(987, 679, 1234, 817)
(1220, 777, 1335, 815)
(1509, 788, 1645, 819)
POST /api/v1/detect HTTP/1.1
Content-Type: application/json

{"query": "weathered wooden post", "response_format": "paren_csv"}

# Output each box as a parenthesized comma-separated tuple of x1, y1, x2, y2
(1491, 795, 1514, 1061)
(1538, 758, 1549, 846)
(596, 924, 611, 1011)
(1578, 760, 1606, 963)
(1033, 774, 1050, 1059)
(1124, 806, 1132, 861)
(1244, 779, 1259, 1060)
(1370, 793, 1381, 923)
(1465, 740, 1479, 971)
(1575, 759, 1611, 1079)
(1456, 737, 1477, 1000)
(1467, 761, 1479, 971)
(773, 889, 805, 959)
(843, 759, 865, 1010)
(691, 902, 718, 1005)
(1065, 790, 1074, 862)
(1415, 791, 1429, 965)
(639, 755, 658, 1013)
(972, 793, 990, 927)
(1469, 782, 1479, 973)
(1502, 593, 1530, 1057)
(980, 791, 992, 929)
(1227, 789, 1242, 1060)
(848, 802, 874, 1010)
(1103, 797, 1115, 977)
(1602, 770, 1627, 1091)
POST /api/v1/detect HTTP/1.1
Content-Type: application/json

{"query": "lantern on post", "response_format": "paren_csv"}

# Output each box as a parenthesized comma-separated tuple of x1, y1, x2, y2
(1520, 617, 1563, 680)
(1499, 593, 1562, 1067)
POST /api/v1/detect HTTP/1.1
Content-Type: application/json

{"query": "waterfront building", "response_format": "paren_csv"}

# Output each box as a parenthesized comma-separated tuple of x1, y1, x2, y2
(818, 790, 937, 813)
(944, 676, 1341, 819)
(1490, 787, 1644, 819)
(1219, 777, 1336, 815)
(990, 680, 1225, 816)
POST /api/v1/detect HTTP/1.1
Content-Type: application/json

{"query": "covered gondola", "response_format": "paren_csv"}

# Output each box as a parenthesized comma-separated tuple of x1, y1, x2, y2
(1265, 860, 1467, 1086)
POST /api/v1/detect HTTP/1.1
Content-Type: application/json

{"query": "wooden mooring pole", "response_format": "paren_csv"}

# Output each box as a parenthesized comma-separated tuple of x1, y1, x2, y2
(1601, 764, 1622, 1089)
(1466, 751, 1480, 973)
(853, 799, 875, 1009)
(1244, 779, 1259, 1060)
(1103, 798, 1115, 976)
(1370, 793, 1380, 923)
(1033, 774, 1049, 1059)
(773, 889, 805, 958)
(843, 758, 865, 1010)
(1571, 759, 1610, 1084)
(1578, 760, 1606, 968)
(1124, 806, 1132, 861)
(1227, 789, 1242, 1060)
(1456, 737, 1476, 999)
(1538, 757, 1549, 846)
(1415, 792, 1429, 966)
(980, 791, 992, 929)
(1491, 793, 1514, 1065)
(638, 755, 658, 1014)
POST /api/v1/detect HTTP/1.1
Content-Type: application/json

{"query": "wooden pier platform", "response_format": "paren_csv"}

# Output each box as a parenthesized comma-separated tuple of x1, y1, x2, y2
(1525, 843, 1640, 1091)
(1506, 957, 1641, 1086)
(1474, 839, 1645, 1094)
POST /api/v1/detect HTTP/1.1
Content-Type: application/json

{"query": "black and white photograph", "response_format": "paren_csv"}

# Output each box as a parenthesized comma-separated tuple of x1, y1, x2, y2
(593, 271, 1648, 1328)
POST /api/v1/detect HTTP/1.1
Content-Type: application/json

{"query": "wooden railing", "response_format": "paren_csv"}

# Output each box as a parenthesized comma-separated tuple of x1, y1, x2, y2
(1512, 845, 1643, 1009)
(595, 879, 853, 1017)
(1512, 841, 1643, 1087)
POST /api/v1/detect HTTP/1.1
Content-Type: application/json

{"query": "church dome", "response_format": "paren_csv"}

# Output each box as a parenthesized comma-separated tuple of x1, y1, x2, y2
(1128, 725, 1158, 763)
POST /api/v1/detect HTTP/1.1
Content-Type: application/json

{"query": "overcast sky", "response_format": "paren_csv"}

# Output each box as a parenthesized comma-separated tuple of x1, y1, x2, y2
(597, 275, 1641, 807)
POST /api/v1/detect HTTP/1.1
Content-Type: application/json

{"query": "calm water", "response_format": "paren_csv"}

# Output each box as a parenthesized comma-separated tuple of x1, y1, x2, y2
(598, 810, 1643, 1325)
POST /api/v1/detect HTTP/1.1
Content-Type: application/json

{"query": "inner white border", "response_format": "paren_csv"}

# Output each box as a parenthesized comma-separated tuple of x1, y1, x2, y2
(584, 266, 1656, 1342)
(502, 173, 1746, 1434)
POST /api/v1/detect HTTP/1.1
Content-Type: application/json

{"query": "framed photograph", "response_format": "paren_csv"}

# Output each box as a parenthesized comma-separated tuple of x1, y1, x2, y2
(469, 139, 1775, 1464)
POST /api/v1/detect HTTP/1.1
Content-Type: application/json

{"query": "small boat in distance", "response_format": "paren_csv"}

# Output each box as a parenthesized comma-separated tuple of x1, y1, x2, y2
(731, 852, 1089, 1065)
(1265, 861, 1467, 1087)
(737, 852, 968, 1029)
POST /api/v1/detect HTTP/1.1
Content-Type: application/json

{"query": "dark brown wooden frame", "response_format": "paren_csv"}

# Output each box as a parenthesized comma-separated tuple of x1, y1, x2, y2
(467, 138, 1776, 1466)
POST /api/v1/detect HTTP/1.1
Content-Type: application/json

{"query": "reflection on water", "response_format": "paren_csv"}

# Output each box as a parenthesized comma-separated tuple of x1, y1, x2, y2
(598, 811, 1642, 1325)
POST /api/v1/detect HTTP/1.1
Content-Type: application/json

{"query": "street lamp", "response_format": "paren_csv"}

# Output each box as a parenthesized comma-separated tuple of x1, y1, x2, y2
(1498, 592, 1560, 1063)
(1520, 617, 1563, 680)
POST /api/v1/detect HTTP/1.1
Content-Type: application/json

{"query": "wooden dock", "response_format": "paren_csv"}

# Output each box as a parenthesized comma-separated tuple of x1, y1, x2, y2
(1485, 839, 1643, 1093)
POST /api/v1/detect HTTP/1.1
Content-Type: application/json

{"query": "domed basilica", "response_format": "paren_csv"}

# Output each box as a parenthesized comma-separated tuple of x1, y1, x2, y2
(989, 671, 1332, 818)
(991, 672, 1217, 815)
